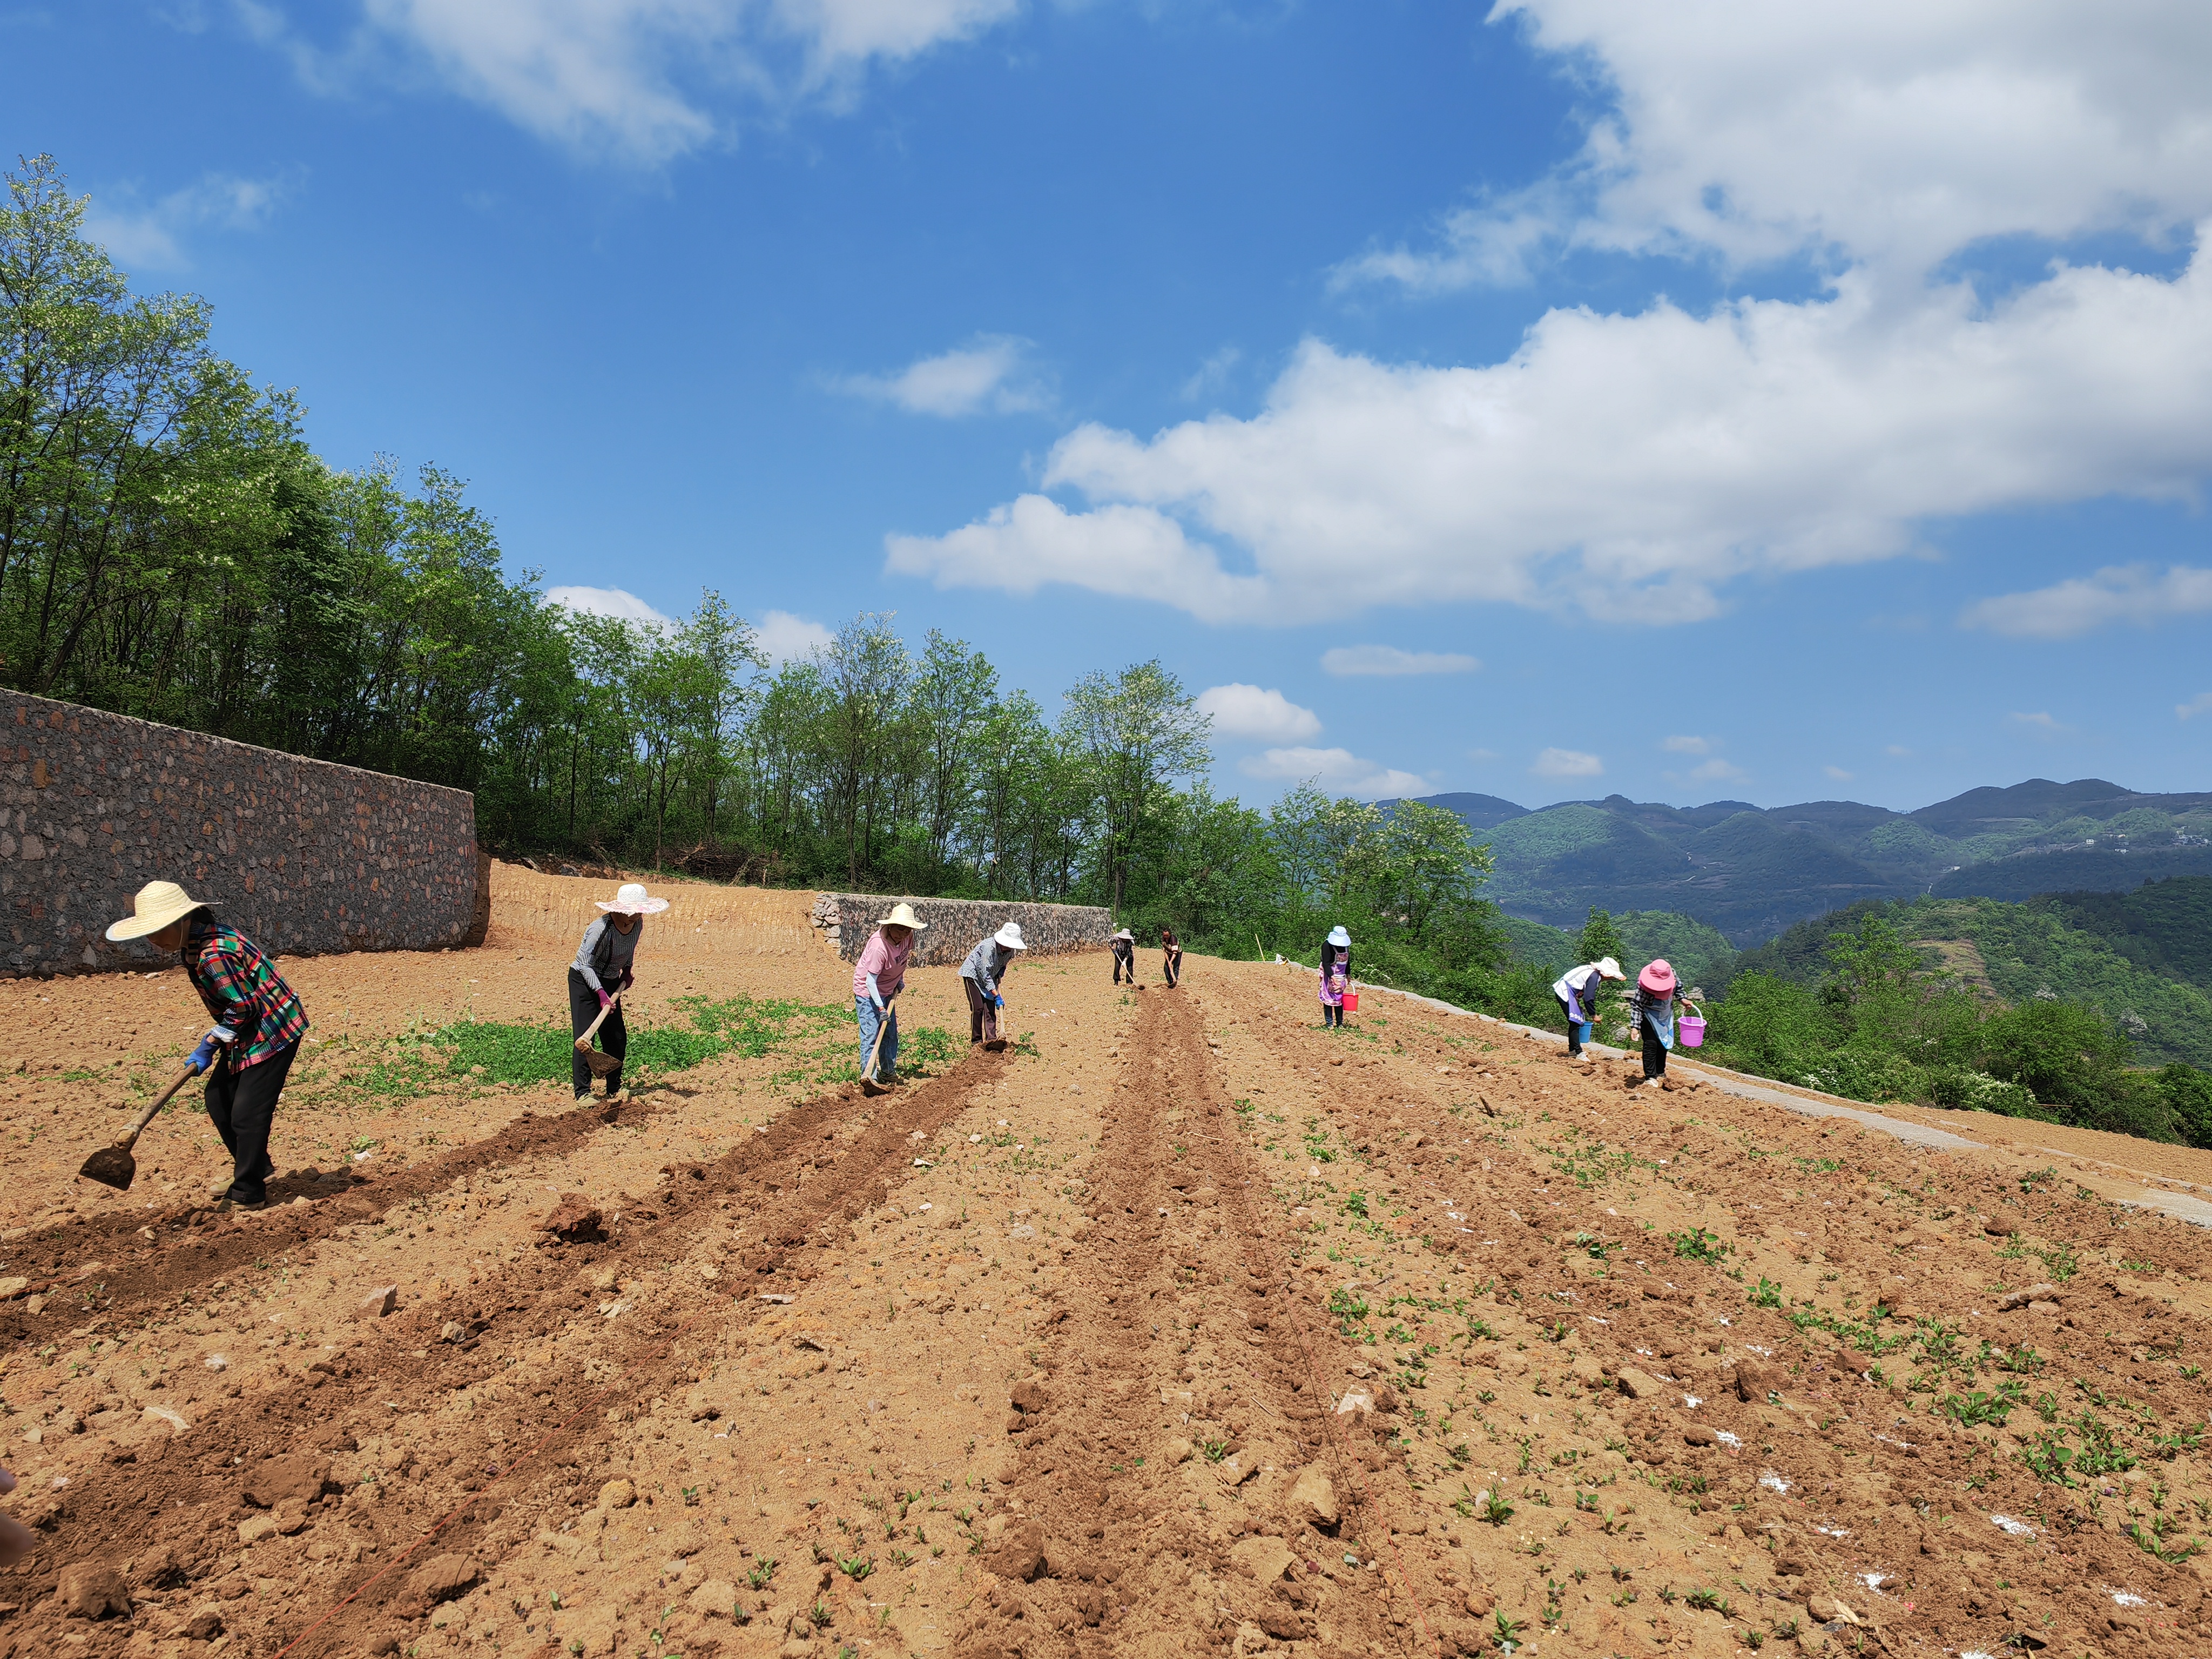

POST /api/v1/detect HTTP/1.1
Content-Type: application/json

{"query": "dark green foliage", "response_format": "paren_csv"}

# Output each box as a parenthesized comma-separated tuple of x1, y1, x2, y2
(1496, 915, 1575, 973)
(1613, 911, 1737, 997)
(1704, 906, 2212, 1147)
(2158, 1065, 2212, 1149)
(1575, 906, 1626, 969)
(2036, 877, 2212, 992)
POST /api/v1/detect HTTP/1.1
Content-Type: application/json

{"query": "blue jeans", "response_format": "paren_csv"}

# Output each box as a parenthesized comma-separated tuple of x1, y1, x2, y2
(857, 997, 899, 1081)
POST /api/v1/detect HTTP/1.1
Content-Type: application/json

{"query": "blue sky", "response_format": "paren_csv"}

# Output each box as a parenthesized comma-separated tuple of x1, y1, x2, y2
(8, 1, 2212, 813)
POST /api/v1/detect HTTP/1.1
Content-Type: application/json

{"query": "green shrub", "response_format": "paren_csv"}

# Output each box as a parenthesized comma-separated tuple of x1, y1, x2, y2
(2156, 1064, 2212, 1149)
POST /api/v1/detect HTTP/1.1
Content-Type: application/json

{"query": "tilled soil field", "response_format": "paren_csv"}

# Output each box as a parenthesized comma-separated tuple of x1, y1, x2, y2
(7, 919, 2212, 1659)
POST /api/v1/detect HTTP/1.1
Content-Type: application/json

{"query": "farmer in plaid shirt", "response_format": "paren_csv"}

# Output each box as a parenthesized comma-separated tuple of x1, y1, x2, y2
(106, 880, 309, 1211)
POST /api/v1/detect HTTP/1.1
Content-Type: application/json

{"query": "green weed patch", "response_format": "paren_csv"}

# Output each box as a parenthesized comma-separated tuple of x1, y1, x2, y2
(333, 991, 956, 1098)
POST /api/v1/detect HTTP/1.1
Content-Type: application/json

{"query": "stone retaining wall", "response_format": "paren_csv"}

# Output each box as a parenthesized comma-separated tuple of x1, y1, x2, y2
(0, 691, 483, 976)
(810, 893, 1112, 965)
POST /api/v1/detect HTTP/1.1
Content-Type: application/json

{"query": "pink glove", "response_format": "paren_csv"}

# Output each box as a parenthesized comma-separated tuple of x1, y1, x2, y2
(596, 989, 612, 1011)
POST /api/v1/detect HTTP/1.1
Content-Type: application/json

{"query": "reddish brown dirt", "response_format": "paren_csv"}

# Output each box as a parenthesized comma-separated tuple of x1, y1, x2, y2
(5, 928, 2212, 1659)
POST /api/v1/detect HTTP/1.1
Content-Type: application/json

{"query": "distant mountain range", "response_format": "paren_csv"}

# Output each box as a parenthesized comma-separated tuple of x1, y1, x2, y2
(1389, 778, 2212, 946)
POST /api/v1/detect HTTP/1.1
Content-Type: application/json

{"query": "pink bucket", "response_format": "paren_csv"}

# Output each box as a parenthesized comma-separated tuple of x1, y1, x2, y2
(1342, 989, 1360, 1013)
(1678, 1016, 1706, 1049)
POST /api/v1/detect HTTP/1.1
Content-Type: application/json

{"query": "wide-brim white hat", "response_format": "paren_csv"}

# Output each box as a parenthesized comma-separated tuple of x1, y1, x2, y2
(993, 922, 1027, 950)
(106, 880, 217, 941)
(1112, 928, 1134, 942)
(597, 882, 670, 915)
(1595, 956, 1624, 979)
(877, 901, 928, 930)
(1327, 926, 1351, 947)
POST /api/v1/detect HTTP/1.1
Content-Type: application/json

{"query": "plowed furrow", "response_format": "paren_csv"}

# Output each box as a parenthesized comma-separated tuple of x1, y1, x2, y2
(6, 1051, 1006, 1657)
(968, 990, 1410, 1658)
(3, 1092, 655, 1345)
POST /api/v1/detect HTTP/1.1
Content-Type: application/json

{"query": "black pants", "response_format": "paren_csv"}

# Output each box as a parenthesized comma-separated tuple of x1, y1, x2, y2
(1641, 1021, 1669, 1078)
(963, 977, 1001, 1043)
(1558, 996, 1583, 1056)
(569, 969, 627, 1097)
(1112, 946, 1135, 984)
(206, 1040, 296, 1205)
(1323, 1001, 1344, 1028)
(1162, 949, 1181, 988)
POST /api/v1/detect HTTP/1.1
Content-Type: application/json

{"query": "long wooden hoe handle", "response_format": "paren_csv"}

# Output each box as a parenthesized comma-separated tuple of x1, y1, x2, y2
(574, 993, 621, 1052)
(116, 1066, 200, 1151)
(862, 994, 900, 1078)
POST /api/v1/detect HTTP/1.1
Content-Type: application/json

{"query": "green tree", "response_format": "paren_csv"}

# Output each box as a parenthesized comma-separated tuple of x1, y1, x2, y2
(1575, 907, 1624, 968)
(1061, 658, 1211, 914)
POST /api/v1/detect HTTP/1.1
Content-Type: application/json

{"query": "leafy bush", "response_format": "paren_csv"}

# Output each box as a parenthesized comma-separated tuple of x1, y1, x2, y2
(2157, 1064, 2212, 1149)
(1924, 1067, 2040, 1117)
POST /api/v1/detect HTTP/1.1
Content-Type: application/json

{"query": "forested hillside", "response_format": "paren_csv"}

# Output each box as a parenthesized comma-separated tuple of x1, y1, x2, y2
(1400, 780, 2212, 945)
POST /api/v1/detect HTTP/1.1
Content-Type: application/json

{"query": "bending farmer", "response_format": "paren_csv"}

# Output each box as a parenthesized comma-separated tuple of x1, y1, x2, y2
(855, 902, 926, 1087)
(1319, 925, 1352, 1029)
(571, 882, 668, 1101)
(1552, 955, 1623, 1060)
(1159, 927, 1183, 989)
(960, 921, 1027, 1044)
(1111, 928, 1138, 984)
(105, 881, 308, 1211)
(1625, 959, 1683, 1090)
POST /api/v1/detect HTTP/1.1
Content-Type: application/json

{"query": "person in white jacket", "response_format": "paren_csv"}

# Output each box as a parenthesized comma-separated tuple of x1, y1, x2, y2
(1552, 956, 1624, 1060)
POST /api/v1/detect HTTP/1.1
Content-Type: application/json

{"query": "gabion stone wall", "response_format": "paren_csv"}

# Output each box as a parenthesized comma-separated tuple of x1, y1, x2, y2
(0, 691, 484, 976)
(810, 893, 1112, 965)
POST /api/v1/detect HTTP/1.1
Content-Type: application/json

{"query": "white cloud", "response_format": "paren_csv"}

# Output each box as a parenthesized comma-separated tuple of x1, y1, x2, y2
(1467, 746, 1500, 761)
(1961, 563, 2212, 638)
(1824, 764, 1854, 780)
(1195, 684, 1321, 744)
(251, 0, 1024, 164)
(1688, 757, 1747, 782)
(902, 4, 2212, 629)
(545, 584, 677, 627)
(2009, 710, 2071, 731)
(833, 335, 1050, 418)
(2177, 691, 2212, 720)
(756, 608, 834, 665)
(1885, 744, 1912, 757)
(1320, 644, 1481, 677)
(83, 171, 293, 270)
(1352, 1, 2212, 291)
(886, 495, 1267, 621)
(1239, 746, 1429, 800)
(1661, 733, 1712, 754)
(894, 249, 2212, 624)
(1533, 747, 1603, 778)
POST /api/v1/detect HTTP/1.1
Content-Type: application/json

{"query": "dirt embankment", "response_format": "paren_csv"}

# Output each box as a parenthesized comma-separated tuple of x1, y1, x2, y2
(4, 926, 2212, 1658)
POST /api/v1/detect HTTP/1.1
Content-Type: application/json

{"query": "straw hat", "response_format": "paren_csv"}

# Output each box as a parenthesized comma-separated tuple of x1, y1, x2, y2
(1112, 928, 1134, 942)
(1327, 925, 1351, 948)
(1638, 959, 1677, 995)
(877, 901, 928, 930)
(106, 880, 217, 942)
(993, 922, 1027, 950)
(1594, 956, 1624, 979)
(597, 882, 670, 916)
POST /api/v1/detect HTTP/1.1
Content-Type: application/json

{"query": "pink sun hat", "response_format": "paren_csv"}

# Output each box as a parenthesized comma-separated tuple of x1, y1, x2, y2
(1638, 960, 1677, 995)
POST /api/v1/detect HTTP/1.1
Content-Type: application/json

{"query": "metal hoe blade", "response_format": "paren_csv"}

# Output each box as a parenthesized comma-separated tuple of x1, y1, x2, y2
(76, 1064, 199, 1193)
(77, 1143, 138, 1192)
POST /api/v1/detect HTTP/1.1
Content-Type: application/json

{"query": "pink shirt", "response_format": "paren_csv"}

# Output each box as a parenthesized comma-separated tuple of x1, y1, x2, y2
(852, 930, 913, 1002)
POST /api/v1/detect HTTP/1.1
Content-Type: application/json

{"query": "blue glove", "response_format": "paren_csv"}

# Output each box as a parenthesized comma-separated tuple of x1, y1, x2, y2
(188, 1024, 232, 1074)
(993, 995, 1004, 1008)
